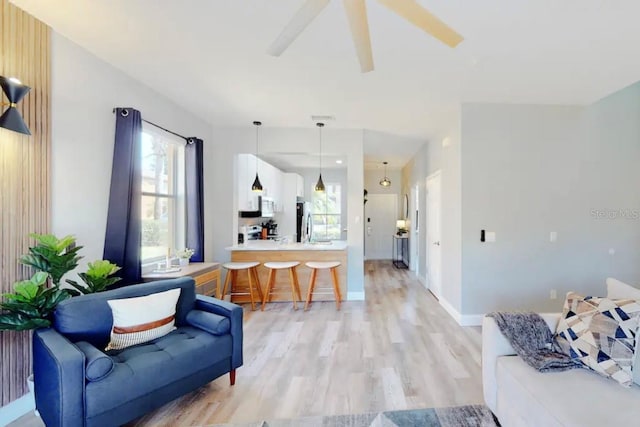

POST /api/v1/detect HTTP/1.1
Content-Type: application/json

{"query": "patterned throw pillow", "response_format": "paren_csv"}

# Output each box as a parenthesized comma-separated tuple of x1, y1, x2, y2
(555, 292, 640, 387)
(105, 288, 181, 351)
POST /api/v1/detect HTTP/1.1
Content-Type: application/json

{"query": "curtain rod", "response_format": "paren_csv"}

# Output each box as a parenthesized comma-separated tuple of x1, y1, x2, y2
(112, 108, 191, 142)
(143, 118, 191, 142)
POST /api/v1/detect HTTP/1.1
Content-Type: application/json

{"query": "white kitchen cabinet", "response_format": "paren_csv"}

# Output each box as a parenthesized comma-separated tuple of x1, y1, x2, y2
(259, 158, 273, 198)
(257, 160, 283, 211)
(296, 174, 304, 198)
(272, 168, 284, 212)
(279, 173, 299, 237)
(236, 154, 251, 211)
(237, 154, 286, 212)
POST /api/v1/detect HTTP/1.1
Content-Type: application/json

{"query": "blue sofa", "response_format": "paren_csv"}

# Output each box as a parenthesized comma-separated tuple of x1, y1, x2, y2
(32, 277, 243, 427)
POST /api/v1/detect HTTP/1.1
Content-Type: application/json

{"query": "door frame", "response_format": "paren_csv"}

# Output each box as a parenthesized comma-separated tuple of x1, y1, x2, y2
(425, 170, 442, 298)
(410, 184, 419, 274)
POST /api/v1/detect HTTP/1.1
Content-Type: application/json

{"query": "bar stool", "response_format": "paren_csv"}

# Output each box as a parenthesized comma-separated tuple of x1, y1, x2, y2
(221, 262, 264, 311)
(304, 261, 342, 310)
(261, 261, 302, 310)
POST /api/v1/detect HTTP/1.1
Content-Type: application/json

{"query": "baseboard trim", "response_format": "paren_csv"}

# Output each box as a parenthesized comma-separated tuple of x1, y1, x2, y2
(459, 314, 484, 327)
(439, 297, 462, 324)
(439, 298, 484, 327)
(347, 291, 365, 301)
(0, 393, 34, 426)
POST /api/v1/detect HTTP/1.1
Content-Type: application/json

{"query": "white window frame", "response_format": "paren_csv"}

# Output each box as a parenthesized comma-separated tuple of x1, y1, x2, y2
(311, 182, 341, 241)
(140, 124, 186, 271)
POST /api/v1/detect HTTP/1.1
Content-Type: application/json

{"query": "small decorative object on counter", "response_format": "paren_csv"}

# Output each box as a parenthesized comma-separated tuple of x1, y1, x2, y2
(176, 248, 195, 266)
(396, 219, 408, 236)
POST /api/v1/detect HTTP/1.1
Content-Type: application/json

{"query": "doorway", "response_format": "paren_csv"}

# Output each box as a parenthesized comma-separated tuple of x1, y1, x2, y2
(426, 171, 442, 298)
(365, 194, 398, 260)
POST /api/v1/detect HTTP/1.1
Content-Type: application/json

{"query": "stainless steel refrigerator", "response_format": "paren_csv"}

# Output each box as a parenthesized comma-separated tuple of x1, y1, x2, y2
(296, 201, 312, 243)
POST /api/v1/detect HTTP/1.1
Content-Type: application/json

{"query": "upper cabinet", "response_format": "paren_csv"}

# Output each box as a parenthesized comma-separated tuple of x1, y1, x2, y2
(237, 154, 252, 211)
(282, 173, 304, 203)
(279, 172, 304, 237)
(236, 154, 285, 212)
(259, 159, 283, 211)
(295, 174, 304, 198)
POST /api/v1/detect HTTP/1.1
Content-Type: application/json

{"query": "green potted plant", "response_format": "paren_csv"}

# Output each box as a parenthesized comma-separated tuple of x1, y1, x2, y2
(20, 233, 83, 287)
(0, 271, 72, 415)
(66, 260, 122, 295)
(176, 248, 195, 266)
(2, 233, 83, 411)
(1, 234, 82, 331)
(0, 272, 71, 331)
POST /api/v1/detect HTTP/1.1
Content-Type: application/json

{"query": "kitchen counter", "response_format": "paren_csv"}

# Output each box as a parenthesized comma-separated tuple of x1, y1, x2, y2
(226, 240, 347, 251)
(225, 241, 347, 304)
(141, 262, 221, 297)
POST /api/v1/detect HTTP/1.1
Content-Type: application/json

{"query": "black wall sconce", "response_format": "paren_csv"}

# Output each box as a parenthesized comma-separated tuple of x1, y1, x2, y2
(0, 76, 31, 135)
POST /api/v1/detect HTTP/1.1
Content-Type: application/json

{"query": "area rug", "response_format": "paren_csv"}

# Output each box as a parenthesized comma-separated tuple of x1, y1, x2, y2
(209, 404, 500, 427)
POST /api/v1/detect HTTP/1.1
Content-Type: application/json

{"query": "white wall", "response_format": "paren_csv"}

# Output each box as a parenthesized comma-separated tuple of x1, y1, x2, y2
(51, 33, 211, 274)
(364, 168, 402, 218)
(460, 82, 640, 314)
(402, 125, 462, 313)
(207, 127, 365, 296)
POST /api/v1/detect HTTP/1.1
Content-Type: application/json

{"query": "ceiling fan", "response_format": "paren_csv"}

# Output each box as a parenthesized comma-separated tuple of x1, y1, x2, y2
(267, 0, 463, 73)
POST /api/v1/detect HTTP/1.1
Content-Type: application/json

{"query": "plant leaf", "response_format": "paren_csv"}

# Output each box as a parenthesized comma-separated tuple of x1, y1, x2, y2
(65, 279, 89, 295)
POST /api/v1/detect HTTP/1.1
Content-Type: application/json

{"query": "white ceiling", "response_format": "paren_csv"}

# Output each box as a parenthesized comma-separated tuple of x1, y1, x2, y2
(12, 0, 640, 147)
(259, 153, 347, 171)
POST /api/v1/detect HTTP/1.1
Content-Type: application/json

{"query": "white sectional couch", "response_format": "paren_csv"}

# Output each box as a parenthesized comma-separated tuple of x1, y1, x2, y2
(482, 279, 640, 427)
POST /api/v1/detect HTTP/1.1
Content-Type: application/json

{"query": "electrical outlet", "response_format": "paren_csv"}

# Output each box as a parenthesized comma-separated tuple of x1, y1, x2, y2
(550, 289, 557, 300)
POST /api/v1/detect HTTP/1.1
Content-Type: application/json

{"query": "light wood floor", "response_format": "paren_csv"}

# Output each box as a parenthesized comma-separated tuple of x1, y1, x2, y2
(11, 260, 483, 426)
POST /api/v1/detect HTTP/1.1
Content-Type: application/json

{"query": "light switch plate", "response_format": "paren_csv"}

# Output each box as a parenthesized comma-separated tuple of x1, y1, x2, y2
(486, 231, 496, 242)
(550, 231, 557, 242)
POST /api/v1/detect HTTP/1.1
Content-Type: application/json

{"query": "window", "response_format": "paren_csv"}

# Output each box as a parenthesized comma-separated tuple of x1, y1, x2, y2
(140, 125, 186, 266)
(312, 182, 341, 241)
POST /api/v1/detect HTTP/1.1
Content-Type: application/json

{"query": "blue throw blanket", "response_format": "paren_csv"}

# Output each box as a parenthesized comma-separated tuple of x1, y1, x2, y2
(487, 312, 582, 372)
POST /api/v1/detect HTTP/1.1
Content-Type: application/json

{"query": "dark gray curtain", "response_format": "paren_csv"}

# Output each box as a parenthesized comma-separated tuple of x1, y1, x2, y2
(103, 108, 142, 285)
(185, 138, 204, 262)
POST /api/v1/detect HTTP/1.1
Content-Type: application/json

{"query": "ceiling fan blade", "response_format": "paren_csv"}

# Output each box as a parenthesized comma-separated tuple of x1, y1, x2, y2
(267, 0, 331, 56)
(377, 0, 463, 48)
(343, 0, 374, 73)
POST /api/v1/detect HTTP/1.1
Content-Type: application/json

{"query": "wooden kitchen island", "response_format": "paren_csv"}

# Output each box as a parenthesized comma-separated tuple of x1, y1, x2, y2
(226, 241, 347, 304)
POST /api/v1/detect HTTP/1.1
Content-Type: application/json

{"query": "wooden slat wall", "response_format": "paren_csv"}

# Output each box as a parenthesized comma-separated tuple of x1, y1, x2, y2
(0, 0, 51, 406)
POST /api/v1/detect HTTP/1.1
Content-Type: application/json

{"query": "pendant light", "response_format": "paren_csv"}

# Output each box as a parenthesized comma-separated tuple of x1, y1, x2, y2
(315, 122, 326, 192)
(379, 161, 391, 187)
(251, 121, 263, 192)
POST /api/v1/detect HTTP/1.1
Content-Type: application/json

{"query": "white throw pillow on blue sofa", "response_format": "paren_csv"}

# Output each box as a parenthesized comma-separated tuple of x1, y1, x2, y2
(606, 278, 640, 386)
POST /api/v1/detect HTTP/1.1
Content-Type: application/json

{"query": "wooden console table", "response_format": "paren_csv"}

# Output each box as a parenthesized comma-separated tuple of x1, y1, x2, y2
(142, 262, 221, 297)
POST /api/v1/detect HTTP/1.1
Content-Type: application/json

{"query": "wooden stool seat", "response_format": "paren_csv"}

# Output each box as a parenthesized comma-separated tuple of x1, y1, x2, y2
(221, 262, 263, 311)
(262, 262, 302, 310)
(264, 261, 300, 269)
(305, 261, 342, 311)
(305, 261, 341, 270)
(223, 261, 260, 270)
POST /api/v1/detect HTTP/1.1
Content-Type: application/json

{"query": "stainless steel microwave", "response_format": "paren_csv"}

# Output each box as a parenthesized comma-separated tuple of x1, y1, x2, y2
(239, 196, 274, 218)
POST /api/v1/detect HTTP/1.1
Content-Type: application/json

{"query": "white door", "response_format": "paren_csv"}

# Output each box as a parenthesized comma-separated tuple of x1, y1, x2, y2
(410, 185, 419, 274)
(365, 194, 398, 260)
(426, 172, 442, 298)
